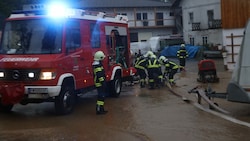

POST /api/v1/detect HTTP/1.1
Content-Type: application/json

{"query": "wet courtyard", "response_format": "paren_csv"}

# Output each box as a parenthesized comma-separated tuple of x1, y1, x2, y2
(0, 58, 250, 141)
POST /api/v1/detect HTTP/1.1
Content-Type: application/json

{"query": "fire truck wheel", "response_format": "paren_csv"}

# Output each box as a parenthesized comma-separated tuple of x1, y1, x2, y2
(109, 75, 122, 97)
(55, 82, 76, 115)
(0, 102, 13, 113)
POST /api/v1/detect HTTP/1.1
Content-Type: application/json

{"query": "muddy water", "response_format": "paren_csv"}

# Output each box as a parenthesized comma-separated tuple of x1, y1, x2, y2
(0, 58, 250, 141)
(129, 85, 250, 141)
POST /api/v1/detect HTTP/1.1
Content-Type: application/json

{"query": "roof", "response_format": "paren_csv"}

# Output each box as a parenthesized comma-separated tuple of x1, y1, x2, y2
(75, 0, 172, 8)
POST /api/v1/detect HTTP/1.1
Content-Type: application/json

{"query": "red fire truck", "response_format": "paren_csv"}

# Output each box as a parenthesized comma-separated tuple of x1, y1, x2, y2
(0, 4, 136, 115)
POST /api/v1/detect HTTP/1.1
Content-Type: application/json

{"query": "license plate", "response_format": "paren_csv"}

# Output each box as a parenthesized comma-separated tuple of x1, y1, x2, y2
(28, 88, 48, 94)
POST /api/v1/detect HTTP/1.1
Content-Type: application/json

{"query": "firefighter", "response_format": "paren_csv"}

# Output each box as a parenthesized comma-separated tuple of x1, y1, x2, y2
(134, 54, 147, 88)
(177, 44, 189, 71)
(159, 56, 179, 85)
(93, 51, 108, 115)
(144, 51, 154, 59)
(147, 54, 162, 89)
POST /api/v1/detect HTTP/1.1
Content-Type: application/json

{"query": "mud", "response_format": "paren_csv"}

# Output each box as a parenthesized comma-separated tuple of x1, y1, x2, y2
(0, 58, 250, 141)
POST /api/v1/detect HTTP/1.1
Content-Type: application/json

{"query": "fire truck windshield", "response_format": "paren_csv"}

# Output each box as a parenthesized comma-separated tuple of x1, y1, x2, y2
(0, 19, 62, 55)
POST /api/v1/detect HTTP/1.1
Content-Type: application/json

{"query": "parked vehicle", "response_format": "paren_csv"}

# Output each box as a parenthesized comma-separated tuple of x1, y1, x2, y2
(130, 42, 151, 55)
(147, 35, 183, 53)
(197, 59, 219, 83)
(0, 4, 136, 115)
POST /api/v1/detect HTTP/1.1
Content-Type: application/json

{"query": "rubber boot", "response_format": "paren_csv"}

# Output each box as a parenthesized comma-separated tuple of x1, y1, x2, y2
(140, 80, 145, 88)
(96, 104, 101, 115)
(96, 105, 108, 115)
(149, 82, 155, 89)
(100, 105, 108, 114)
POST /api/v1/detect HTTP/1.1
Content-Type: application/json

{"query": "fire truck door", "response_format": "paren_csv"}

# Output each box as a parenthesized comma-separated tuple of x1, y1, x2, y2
(65, 20, 93, 88)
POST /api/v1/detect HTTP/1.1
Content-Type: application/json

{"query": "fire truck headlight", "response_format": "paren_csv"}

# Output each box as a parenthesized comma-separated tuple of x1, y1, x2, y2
(28, 72, 35, 78)
(40, 71, 56, 80)
(0, 72, 4, 78)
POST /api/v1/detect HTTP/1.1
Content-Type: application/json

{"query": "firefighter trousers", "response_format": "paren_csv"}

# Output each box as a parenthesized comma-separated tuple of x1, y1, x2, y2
(179, 58, 186, 68)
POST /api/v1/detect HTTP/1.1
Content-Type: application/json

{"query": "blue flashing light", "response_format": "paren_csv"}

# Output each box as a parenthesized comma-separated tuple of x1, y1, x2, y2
(47, 2, 68, 18)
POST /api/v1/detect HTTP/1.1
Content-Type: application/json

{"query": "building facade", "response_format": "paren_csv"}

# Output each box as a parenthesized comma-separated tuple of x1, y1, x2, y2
(76, 0, 179, 42)
(180, 0, 222, 46)
(180, 0, 250, 70)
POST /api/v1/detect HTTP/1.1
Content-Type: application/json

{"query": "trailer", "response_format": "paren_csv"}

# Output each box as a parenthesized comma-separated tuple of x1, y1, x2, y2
(188, 20, 250, 111)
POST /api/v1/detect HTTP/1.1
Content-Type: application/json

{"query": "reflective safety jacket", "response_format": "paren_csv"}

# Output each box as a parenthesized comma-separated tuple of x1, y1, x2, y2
(163, 60, 179, 72)
(147, 58, 160, 69)
(177, 48, 188, 59)
(134, 56, 147, 70)
(93, 61, 106, 88)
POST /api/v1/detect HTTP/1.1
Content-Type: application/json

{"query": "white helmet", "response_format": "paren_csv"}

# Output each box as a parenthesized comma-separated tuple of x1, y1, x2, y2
(150, 54, 157, 59)
(181, 44, 185, 48)
(144, 51, 154, 58)
(94, 51, 105, 61)
(159, 56, 168, 62)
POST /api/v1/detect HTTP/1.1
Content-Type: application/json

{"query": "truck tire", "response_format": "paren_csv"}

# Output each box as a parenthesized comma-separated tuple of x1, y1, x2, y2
(0, 102, 13, 113)
(55, 81, 76, 115)
(109, 75, 122, 97)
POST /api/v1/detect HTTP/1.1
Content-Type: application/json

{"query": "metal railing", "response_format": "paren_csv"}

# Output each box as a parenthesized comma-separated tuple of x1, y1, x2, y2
(192, 22, 200, 31)
(208, 19, 222, 29)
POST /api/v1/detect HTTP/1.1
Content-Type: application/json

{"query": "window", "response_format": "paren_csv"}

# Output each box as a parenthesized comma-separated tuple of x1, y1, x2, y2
(202, 36, 208, 45)
(207, 10, 214, 21)
(189, 37, 194, 45)
(156, 12, 163, 26)
(65, 20, 81, 49)
(169, 12, 174, 16)
(117, 13, 127, 16)
(0, 19, 62, 54)
(143, 13, 148, 20)
(189, 12, 193, 24)
(207, 10, 214, 28)
(136, 13, 142, 20)
(142, 13, 148, 26)
(90, 23, 100, 48)
(130, 33, 138, 42)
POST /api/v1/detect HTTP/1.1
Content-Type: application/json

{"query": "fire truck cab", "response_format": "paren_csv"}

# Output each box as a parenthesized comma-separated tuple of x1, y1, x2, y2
(0, 4, 135, 115)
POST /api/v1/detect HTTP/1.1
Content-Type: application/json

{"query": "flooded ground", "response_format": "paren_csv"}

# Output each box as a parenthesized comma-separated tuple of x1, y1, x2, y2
(0, 58, 250, 141)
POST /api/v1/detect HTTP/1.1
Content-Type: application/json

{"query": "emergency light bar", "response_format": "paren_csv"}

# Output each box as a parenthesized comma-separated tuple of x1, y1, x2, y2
(22, 3, 70, 18)
(47, 3, 69, 18)
(22, 4, 47, 11)
(11, 3, 128, 23)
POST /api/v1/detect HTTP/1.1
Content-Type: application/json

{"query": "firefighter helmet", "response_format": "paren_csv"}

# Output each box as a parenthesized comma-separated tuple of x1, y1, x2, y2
(94, 51, 106, 61)
(150, 54, 157, 59)
(159, 56, 168, 63)
(144, 51, 154, 58)
(181, 44, 185, 48)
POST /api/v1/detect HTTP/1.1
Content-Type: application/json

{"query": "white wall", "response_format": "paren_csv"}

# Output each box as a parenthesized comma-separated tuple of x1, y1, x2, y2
(120, 8, 175, 27)
(181, 0, 221, 45)
(222, 28, 244, 70)
(117, 7, 175, 42)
